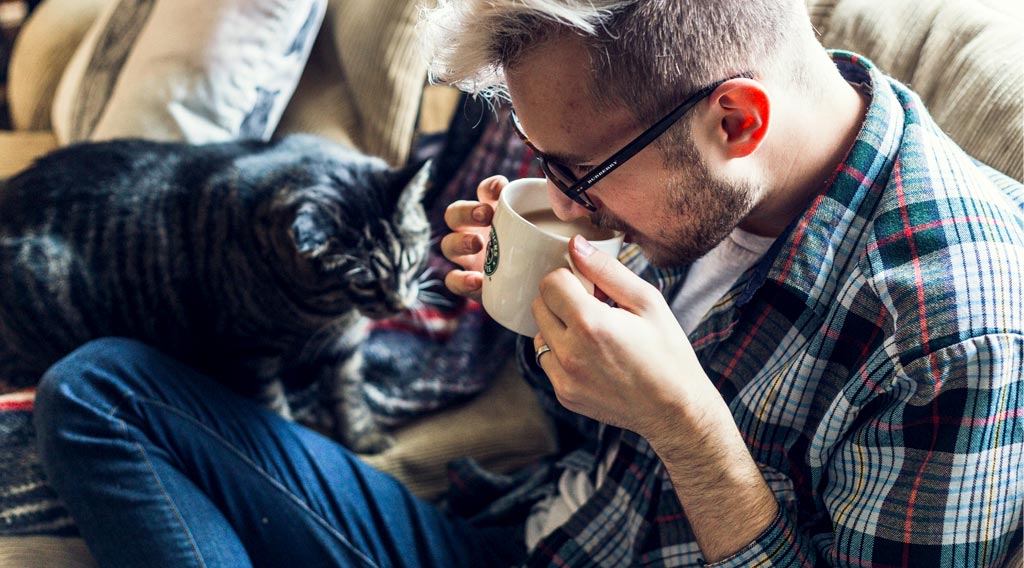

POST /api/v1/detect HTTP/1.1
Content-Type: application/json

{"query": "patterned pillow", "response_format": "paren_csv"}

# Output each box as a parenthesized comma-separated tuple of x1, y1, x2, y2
(51, 0, 326, 143)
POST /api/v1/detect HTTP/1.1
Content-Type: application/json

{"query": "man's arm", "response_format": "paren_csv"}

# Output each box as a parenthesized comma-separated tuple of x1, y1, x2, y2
(644, 384, 779, 562)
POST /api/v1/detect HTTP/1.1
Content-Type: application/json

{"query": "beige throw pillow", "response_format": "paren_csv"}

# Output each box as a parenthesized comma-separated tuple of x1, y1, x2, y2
(51, 0, 326, 144)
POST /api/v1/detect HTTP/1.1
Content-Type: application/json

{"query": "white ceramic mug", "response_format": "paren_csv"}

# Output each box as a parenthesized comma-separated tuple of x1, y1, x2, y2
(481, 178, 624, 336)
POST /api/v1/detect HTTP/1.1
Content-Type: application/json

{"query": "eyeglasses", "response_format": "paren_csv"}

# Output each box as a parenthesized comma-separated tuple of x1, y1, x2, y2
(511, 75, 748, 211)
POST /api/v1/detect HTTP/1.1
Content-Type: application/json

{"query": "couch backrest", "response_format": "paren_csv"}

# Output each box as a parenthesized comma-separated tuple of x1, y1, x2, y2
(807, 0, 1024, 182)
(275, 0, 426, 166)
(12, 0, 1022, 181)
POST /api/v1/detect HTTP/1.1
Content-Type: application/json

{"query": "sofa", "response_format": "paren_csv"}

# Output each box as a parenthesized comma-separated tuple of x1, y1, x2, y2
(0, 0, 1021, 566)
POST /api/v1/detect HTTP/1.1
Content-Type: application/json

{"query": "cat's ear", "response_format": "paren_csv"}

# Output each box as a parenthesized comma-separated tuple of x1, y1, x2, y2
(290, 202, 332, 258)
(393, 159, 431, 214)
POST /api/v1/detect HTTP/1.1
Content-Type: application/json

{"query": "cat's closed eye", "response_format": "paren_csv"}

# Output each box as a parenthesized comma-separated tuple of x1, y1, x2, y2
(346, 265, 374, 285)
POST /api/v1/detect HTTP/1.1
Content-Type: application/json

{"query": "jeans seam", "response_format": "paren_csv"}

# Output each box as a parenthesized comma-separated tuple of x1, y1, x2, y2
(106, 396, 208, 568)
(118, 392, 380, 568)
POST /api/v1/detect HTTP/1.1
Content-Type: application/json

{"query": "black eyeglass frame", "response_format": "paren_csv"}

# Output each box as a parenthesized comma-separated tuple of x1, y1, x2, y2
(511, 73, 752, 211)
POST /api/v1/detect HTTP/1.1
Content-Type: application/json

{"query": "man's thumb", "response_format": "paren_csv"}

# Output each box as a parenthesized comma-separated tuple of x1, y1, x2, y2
(569, 235, 654, 312)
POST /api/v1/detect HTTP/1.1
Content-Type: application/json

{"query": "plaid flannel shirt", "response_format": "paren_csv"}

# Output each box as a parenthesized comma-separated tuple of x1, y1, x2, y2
(446, 51, 1024, 567)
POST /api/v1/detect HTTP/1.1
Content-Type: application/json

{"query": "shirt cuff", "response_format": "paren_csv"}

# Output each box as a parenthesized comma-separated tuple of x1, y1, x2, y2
(702, 506, 815, 567)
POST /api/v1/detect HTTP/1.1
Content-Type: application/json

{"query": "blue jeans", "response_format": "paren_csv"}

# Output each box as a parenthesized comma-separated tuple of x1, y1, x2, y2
(33, 338, 525, 568)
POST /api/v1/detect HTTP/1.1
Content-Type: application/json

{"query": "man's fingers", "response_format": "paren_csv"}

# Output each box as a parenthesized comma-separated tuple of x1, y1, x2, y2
(532, 294, 568, 339)
(569, 235, 659, 313)
(538, 267, 603, 327)
(440, 176, 507, 302)
(477, 175, 508, 203)
(444, 200, 494, 231)
(531, 302, 566, 373)
(444, 270, 483, 301)
(440, 232, 484, 263)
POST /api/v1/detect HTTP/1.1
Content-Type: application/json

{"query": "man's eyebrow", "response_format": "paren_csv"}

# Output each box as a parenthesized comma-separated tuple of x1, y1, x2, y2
(538, 148, 589, 164)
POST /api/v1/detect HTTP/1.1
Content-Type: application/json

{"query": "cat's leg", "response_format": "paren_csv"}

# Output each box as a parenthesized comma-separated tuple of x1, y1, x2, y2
(324, 350, 393, 454)
(238, 355, 293, 420)
(258, 380, 293, 421)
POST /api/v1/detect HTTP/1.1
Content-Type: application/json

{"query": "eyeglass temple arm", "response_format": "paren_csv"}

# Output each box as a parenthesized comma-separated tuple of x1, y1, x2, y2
(570, 73, 753, 197)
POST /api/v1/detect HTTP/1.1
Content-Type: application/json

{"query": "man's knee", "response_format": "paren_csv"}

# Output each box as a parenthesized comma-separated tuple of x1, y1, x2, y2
(35, 338, 159, 427)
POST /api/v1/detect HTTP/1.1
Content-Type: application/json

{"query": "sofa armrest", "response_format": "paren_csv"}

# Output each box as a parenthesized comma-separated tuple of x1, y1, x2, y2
(7, 0, 108, 131)
(0, 130, 58, 179)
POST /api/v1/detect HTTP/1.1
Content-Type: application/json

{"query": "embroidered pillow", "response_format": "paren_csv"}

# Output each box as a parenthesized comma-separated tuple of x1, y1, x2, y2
(51, 0, 326, 143)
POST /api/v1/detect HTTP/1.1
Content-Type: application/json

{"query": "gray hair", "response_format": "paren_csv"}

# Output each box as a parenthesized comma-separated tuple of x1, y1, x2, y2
(419, 0, 819, 125)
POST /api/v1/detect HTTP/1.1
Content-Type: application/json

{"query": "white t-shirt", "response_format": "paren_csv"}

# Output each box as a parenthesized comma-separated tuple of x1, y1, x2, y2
(669, 227, 777, 335)
(524, 227, 775, 549)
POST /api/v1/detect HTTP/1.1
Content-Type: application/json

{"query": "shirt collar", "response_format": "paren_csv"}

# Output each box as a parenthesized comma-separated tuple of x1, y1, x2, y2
(738, 51, 906, 315)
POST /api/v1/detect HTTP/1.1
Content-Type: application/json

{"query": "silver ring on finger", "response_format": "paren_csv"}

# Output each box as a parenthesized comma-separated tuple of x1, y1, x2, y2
(534, 343, 552, 367)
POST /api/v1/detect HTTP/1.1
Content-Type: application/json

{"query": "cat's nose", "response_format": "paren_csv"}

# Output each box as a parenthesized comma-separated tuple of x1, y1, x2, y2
(385, 290, 414, 313)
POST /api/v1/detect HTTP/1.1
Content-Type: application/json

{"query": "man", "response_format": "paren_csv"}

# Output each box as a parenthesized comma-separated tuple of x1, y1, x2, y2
(32, 0, 1021, 566)
(432, 0, 1023, 565)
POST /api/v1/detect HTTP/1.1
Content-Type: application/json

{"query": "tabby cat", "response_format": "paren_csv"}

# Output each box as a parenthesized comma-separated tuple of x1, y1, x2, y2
(0, 134, 432, 454)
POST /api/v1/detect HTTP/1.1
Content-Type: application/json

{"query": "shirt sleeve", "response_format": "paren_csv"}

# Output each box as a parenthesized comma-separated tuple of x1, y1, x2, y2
(708, 334, 1024, 567)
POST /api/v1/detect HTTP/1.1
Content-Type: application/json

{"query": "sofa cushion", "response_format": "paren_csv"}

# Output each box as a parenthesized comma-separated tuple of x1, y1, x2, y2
(0, 130, 57, 179)
(362, 359, 557, 499)
(50, 0, 326, 144)
(0, 536, 97, 568)
(807, 0, 1023, 182)
(275, 0, 427, 166)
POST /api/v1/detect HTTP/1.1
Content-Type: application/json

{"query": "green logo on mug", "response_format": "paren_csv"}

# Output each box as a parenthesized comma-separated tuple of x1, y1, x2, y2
(483, 226, 499, 276)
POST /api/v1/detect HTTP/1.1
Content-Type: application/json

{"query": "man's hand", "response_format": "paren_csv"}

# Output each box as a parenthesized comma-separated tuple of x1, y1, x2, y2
(532, 235, 778, 563)
(530, 235, 710, 438)
(440, 176, 508, 301)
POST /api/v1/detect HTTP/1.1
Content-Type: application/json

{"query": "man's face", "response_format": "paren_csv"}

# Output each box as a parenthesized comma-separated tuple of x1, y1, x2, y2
(505, 36, 761, 267)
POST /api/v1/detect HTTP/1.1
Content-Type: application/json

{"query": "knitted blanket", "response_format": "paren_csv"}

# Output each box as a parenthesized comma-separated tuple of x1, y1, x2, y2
(0, 98, 542, 536)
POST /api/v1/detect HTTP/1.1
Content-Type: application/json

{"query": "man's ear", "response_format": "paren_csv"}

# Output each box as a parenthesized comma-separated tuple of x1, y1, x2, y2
(706, 78, 770, 159)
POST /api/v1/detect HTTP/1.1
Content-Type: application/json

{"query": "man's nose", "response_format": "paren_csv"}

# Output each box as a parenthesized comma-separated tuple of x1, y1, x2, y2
(546, 180, 592, 220)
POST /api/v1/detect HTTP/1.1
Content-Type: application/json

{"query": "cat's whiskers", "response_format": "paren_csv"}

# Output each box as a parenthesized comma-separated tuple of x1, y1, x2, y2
(417, 265, 437, 279)
(416, 290, 453, 308)
(414, 267, 444, 288)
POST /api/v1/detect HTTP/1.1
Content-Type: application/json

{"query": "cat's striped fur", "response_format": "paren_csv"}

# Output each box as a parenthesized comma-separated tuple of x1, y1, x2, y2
(0, 134, 431, 453)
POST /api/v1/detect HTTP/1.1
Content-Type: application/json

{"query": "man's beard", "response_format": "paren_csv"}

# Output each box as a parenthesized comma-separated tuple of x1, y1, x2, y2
(590, 155, 757, 268)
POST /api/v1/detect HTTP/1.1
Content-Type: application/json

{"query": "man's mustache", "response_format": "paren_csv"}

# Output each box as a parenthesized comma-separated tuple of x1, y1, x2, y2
(590, 211, 632, 233)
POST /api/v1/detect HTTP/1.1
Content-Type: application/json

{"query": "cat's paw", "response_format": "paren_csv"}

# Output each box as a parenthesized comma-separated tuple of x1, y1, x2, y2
(345, 429, 394, 455)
